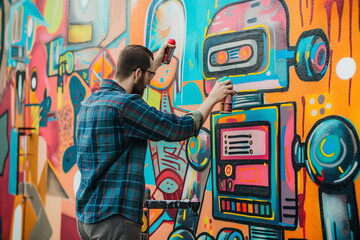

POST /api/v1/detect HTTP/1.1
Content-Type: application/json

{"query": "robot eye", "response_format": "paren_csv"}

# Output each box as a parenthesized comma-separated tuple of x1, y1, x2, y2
(210, 45, 253, 66)
(239, 45, 252, 61)
(213, 50, 228, 65)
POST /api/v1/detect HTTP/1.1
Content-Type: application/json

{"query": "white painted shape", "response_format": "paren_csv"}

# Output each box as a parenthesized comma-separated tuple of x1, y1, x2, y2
(336, 57, 356, 80)
(12, 205, 23, 240)
(38, 136, 47, 184)
(74, 170, 81, 196)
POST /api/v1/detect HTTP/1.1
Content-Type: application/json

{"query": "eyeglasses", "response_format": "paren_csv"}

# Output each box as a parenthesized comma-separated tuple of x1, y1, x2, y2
(133, 68, 156, 78)
(141, 68, 156, 77)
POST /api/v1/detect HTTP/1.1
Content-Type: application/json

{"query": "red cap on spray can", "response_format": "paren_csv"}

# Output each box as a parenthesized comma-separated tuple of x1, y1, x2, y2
(162, 39, 176, 64)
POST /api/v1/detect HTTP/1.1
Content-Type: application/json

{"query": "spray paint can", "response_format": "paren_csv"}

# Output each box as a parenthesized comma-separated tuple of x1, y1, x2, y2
(141, 188, 151, 240)
(219, 77, 233, 114)
(162, 39, 176, 64)
(220, 94, 233, 113)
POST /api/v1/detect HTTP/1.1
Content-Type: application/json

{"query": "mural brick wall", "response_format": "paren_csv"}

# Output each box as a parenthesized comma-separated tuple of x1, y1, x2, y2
(0, 0, 359, 239)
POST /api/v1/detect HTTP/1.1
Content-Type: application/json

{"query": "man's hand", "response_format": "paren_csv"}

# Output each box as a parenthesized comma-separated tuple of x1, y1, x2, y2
(196, 78, 236, 125)
(153, 41, 168, 70)
(207, 78, 236, 105)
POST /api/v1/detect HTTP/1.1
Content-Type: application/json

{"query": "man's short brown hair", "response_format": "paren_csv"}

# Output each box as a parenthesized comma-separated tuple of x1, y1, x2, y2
(115, 45, 154, 80)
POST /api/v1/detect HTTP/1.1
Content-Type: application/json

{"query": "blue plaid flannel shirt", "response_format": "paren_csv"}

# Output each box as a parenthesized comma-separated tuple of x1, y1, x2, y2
(75, 79, 203, 224)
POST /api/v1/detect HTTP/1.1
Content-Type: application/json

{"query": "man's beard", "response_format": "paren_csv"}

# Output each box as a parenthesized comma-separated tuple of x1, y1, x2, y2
(132, 75, 146, 96)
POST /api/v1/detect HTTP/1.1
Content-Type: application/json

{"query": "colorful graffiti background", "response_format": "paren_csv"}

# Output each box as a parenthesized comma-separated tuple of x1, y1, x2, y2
(0, 0, 360, 239)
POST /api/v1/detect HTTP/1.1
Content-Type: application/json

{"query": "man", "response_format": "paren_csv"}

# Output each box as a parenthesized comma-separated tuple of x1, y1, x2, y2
(76, 42, 235, 239)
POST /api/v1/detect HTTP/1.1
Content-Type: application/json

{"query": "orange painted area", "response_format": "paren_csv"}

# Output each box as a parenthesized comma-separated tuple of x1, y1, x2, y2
(217, 114, 246, 124)
(129, 0, 153, 44)
(23, 198, 37, 240)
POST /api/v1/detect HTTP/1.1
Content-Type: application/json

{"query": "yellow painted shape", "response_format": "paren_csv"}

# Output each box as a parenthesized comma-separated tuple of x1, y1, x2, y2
(307, 145, 317, 174)
(37, 161, 48, 203)
(248, 204, 253, 213)
(182, 209, 187, 220)
(146, 88, 161, 108)
(27, 134, 39, 186)
(170, 234, 184, 238)
(30, 105, 41, 130)
(141, 214, 148, 232)
(68, 24, 93, 43)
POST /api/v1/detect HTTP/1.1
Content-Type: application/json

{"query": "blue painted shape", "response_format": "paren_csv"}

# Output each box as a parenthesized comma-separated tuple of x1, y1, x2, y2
(62, 145, 77, 173)
(78, 70, 90, 85)
(7, 0, 48, 67)
(69, 76, 85, 124)
(0, 112, 9, 175)
(62, 76, 86, 173)
(307, 117, 360, 184)
(197, 233, 215, 240)
(69, 75, 86, 121)
(265, 205, 270, 216)
(260, 204, 265, 215)
(218, 228, 244, 240)
(206, 172, 212, 191)
(176, 82, 203, 105)
(158, 178, 179, 194)
(22, 0, 48, 26)
(39, 95, 52, 127)
(144, 147, 156, 185)
(315, 134, 341, 164)
(168, 228, 196, 240)
(9, 129, 19, 195)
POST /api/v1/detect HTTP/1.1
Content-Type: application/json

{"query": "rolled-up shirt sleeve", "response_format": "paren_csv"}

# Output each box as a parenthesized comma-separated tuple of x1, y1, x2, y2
(123, 95, 203, 142)
(185, 110, 203, 136)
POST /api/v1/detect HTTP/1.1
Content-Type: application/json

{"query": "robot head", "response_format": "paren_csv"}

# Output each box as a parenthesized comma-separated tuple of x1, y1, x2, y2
(203, 0, 330, 95)
(203, 0, 290, 94)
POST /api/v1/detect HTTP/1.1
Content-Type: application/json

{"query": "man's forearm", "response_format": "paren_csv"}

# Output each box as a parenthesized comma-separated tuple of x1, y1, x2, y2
(196, 96, 217, 126)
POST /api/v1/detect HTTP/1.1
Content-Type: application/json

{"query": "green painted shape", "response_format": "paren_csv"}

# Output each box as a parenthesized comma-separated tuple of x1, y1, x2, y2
(44, 0, 63, 34)
(0, 111, 9, 175)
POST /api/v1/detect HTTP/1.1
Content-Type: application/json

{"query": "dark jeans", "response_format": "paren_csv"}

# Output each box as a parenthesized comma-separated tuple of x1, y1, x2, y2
(77, 214, 141, 240)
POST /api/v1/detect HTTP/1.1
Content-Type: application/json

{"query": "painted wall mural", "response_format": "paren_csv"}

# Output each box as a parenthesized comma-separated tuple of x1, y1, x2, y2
(0, 0, 359, 239)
